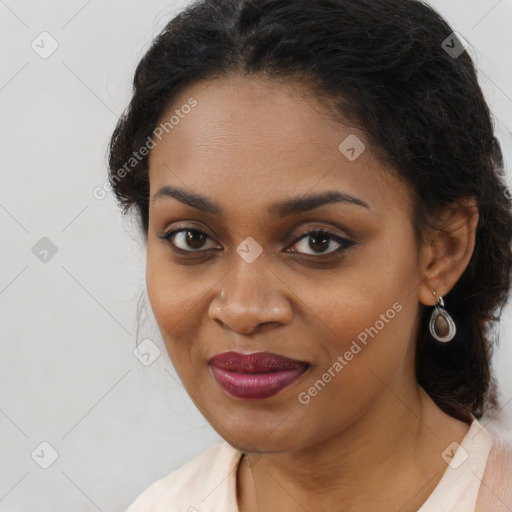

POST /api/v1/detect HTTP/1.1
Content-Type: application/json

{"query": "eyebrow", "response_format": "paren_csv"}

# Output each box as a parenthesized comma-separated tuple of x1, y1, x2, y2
(151, 185, 370, 217)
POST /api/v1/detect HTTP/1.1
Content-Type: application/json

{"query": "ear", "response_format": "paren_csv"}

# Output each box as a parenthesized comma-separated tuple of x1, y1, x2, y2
(418, 198, 479, 306)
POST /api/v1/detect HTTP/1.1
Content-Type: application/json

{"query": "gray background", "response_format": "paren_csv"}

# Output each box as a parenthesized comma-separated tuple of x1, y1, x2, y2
(1, 1, 511, 511)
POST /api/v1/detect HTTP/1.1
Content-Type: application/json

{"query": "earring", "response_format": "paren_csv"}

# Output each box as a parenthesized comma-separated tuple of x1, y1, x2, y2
(429, 289, 456, 342)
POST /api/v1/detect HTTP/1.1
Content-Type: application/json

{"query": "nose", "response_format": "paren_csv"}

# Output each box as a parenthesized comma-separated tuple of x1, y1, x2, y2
(208, 258, 293, 335)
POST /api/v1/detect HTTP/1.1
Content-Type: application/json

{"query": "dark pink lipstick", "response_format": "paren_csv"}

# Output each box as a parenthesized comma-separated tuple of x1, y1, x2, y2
(208, 351, 310, 399)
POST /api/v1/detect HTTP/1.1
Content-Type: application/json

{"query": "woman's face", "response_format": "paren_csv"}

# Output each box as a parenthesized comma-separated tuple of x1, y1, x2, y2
(146, 75, 428, 452)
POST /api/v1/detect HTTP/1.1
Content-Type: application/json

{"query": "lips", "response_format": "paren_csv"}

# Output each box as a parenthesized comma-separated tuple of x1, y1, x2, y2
(208, 351, 310, 399)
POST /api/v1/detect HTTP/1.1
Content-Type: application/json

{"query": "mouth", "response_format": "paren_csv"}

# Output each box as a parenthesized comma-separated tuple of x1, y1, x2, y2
(208, 351, 311, 400)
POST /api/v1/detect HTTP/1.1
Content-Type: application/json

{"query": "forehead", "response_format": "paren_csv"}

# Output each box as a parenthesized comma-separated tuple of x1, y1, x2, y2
(147, 75, 412, 217)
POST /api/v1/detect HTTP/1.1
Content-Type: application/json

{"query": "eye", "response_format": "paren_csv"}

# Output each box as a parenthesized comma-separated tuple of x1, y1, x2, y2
(287, 229, 355, 256)
(158, 227, 355, 258)
(158, 228, 220, 253)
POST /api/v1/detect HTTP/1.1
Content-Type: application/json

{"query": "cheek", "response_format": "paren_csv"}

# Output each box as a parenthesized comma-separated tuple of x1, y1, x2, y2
(299, 277, 414, 385)
(295, 231, 419, 395)
(145, 239, 211, 324)
(294, 289, 418, 438)
(297, 238, 417, 352)
(145, 244, 204, 367)
(145, 249, 180, 332)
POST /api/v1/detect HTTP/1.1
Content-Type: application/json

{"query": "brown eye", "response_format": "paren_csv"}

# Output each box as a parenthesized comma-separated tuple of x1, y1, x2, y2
(288, 230, 355, 256)
(159, 228, 219, 252)
(158, 227, 355, 259)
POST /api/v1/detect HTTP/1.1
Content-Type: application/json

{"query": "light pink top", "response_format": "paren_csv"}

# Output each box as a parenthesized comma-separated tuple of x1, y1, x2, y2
(125, 417, 512, 511)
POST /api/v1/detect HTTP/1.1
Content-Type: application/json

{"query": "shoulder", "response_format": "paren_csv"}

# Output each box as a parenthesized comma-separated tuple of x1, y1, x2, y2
(125, 440, 242, 512)
(475, 418, 512, 511)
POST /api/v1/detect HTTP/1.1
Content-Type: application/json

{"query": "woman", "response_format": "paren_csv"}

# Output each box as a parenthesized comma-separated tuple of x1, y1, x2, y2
(109, 0, 512, 510)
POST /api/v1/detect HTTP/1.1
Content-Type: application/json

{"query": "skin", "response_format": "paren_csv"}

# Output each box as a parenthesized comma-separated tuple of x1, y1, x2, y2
(145, 75, 480, 511)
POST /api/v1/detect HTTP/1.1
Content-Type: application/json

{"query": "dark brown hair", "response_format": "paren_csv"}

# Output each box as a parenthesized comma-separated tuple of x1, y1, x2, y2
(108, 0, 512, 423)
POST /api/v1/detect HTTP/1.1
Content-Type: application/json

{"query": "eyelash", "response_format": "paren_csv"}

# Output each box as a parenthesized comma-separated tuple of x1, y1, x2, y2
(157, 227, 355, 258)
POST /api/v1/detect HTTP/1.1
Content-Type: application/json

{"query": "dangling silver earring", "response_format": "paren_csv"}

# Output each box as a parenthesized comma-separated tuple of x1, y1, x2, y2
(429, 289, 456, 342)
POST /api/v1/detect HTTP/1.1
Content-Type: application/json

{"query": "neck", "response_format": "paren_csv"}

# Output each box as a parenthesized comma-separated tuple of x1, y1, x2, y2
(237, 384, 471, 512)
